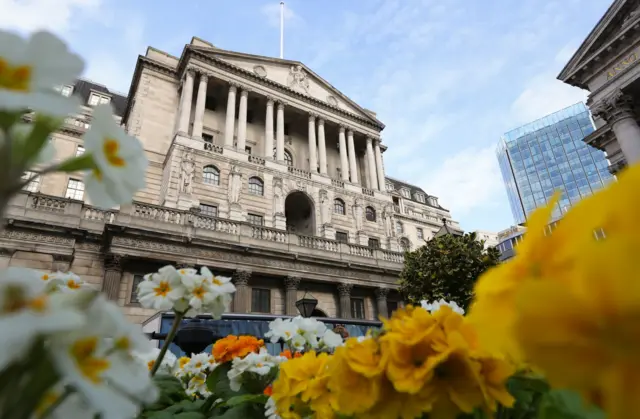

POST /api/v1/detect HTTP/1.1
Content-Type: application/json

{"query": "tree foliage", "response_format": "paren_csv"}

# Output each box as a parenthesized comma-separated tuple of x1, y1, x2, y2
(398, 232, 500, 309)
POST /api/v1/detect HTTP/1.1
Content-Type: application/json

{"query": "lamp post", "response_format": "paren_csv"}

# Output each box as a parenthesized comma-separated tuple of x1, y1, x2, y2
(172, 317, 214, 355)
(295, 290, 318, 318)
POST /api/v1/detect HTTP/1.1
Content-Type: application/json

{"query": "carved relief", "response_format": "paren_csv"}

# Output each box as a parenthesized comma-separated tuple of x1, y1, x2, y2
(326, 95, 338, 107)
(287, 65, 310, 94)
(179, 149, 196, 195)
(0, 230, 74, 245)
(228, 165, 243, 204)
(253, 65, 267, 78)
(352, 198, 363, 232)
(382, 204, 394, 237)
(273, 177, 285, 215)
(319, 189, 331, 226)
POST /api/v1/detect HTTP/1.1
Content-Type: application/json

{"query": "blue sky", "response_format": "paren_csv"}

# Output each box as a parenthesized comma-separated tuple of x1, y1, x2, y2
(2, 0, 612, 232)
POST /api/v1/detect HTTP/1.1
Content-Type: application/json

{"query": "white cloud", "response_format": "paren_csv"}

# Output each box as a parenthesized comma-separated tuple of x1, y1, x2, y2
(0, 0, 101, 33)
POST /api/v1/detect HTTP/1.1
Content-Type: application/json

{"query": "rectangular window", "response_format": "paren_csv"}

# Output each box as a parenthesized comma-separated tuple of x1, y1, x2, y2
(60, 85, 73, 97)
(76, 145, 85, 157)
(416, 228, 424, 240)
(335, 231, 348, 243)
(203, 133, 213, 144)
(199, 204, 218, 217)
(65, 179, 84, 200)
(88, 94, 100, 106)
(350, 298, 365, 319)
(99, 96, 110, 104)
(251, 288, 271, 313)
(130, 275, 144, 303)
(368, 238, 380, 249)
(284, 123, 290, 136)
(245, 146, 252, 155)
(387, 301, 399, 318)
(22, 171, 40, 193)
(247, 213, 264, 226)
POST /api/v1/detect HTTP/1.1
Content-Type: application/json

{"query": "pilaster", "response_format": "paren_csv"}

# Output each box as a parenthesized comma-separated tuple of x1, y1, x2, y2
(102, 254, 123, 301)
(284, 275, 301, 316)
(337, 283, 353, 319)
(375, 287, 389, 319)
(232, 269, 251, 313)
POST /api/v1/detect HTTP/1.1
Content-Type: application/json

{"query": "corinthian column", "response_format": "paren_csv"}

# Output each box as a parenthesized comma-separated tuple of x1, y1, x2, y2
(224, 84, 237, 147)
(347, 129, 358, 184)
(264, 98, 275, 158)
(338, 127, 349, 181)
(192, 73, 208, 139)
(366, 137, 378, 190)
(232, 269, 251, 313)
(317, 119, 328, 174)
(176, 69, 195, 135)
(276, 102, 285, 162)
(237, 89, 249, 150)
(375, 288, 389, 319)
(374, 139, 386, 190)
(592, 90, 640, 164)
(101, 254, 122, 301)
(337, 283, 353, 319)
(284, 275, 301, 316)
(308, 115, 318, 173)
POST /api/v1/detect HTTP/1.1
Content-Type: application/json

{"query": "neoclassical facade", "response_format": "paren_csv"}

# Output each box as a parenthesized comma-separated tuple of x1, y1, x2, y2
(1, 36, 460, 324)
(558, 0, 640, 174)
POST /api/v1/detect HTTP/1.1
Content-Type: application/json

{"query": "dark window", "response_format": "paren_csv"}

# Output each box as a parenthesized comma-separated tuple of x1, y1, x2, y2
(351, 298, 365, 319)
(251, 288, 271, 313)
(396, 221, 403, 234)
(387, 301, 399, 318)
(336, 231, 348, 243)
(334, 198, 345, 215)
(205, 96, 217, 111)
(365, 206, 376, 222)
(247, 213, 264, 226)
(247, 110, 254, 123)
(245, 146, 252, 155)
(400, 238, 411, 252)
(284, 123, 290, 136)
(203, 165, 220, 185)
(248, 177, 264, 195)
(199, 204, 218, 217)
(202, 133, 213, 144)
(368, 238, 380, 249)
(416, 228, 424, 240)
(130, 275, 144, 303)
(284, 150, 293, 166)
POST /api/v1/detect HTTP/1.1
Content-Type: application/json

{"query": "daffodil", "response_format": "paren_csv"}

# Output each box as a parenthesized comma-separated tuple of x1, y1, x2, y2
(0, 267, 84, 369)
(0, 30, 83, 115)
(137, 266, 186, 311)
(82, 104, 147, 208)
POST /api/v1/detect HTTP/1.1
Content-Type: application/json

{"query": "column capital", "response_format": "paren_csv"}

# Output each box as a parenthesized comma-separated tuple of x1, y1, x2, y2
(228, 83, 239, 93)
(199, 72, 209, 83)
(366, 136, 374, 145)
(240, 88, 250, 97)
(265, 94, 276, 103)
(276, 101, 286, 110)
(339, 125, 346, 134)
(308, 113, 317, 122)
(346, 128, 355, 136)
(185, 67, 197, 77)
(592, 89, 635, 124)
(375, 287, 389, 300)
(317, 117, 325, 126)
(284, 275, 301, 290)
(373, 137, 382, 146)
(337, 283, 353, 297)
(233, 269, 251, 286)
(104, 254, 122, 272)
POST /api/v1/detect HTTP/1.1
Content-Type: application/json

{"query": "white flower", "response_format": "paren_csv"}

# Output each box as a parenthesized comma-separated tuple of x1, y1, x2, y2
(49, 271, 91, 293)
(200, 267, 235, 295)
(83, 104, 147, 208)
(319, 329, 343, 349)
(50, 296, 158, 419)
(0, 267, 85, 370)
(184, 352, 214, 375)
(0, 30, 83, 115)
(202, 292, 233, 319)
(186, 373, 211, 398)
(227, 348, 282, 392)
(137, 266, 186, 311)
(36, 385, 97, 419)
(265, 318, 299, 343)
(293, 317, 326, 347)
(420, 298, 465, 315)
(135, 347, 177, 374)
(265, 396, 281, 419)
(181, 274, 216, 312)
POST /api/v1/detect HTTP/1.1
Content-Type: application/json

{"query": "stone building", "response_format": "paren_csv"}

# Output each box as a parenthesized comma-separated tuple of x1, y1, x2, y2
(1, 36, 460, 324)
(558, 0, 640, 174)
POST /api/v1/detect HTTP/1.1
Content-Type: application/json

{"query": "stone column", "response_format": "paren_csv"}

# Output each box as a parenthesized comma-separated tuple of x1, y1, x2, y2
(363, 154, 371, 188)
(191, 73, 208, 139)
(338, 127, 349, 181)
(224, 84, 237, 148)
(374, 139, 386, 191)
(276, 102, 285, 162)
(284, 275, 301, 316)
(317, 118, 328, 175)
(237, 89, 249, 151)
(308, 115, 318, 173)
(337, 283, 353, 319)
(366, 137, 378, 190)
(375, 288, 389, 319)
(347, 130, 359, 184)
(593, 90, 640, 164)
(264, 98, 275, 158)
(177, 69, 195, 135)
(232, 269, 251, 313)
(101, 254, 122, 301)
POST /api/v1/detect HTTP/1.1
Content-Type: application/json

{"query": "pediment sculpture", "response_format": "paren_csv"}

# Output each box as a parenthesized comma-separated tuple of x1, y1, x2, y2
(287, 65, 310, 94)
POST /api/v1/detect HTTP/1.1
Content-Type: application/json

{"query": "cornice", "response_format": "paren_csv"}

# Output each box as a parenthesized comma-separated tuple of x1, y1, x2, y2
(180, 48, 385, 131)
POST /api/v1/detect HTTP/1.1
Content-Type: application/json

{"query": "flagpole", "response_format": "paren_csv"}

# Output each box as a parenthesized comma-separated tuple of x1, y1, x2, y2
(280, 1, 285, 59)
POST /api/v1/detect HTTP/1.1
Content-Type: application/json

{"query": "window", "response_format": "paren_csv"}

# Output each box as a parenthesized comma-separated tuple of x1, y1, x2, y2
(247, 213, 264, 226)
(247, 110, 254, 124)
(88, 93, 110, 106)
(65, 179, 84, 200)
(272, 149, 294, 167)
(248, 177, 264, 195)
(333, 198, 345, 215)
(130, 275, 144, 303)
(22, 171, 40, 193)
(368, 238, 380, 249)
(400, 238, 411, 252)
(385, 182, 394, 192)
(284, 123, 290, 136)
(401, 188, 410, 198)
(365, 206, 376, 222)
(335, 231, 348, 243)
(387, 301, 399, 318)
(203, 165, 220, 185)
(251, 288, 271, 313)
(416, 228, 424, 240)
(396, 221, 403, 234)
(60, 85, 73, 97)
(76, 145, 85, 157)
(245, 146, 252, 155)
(415, 194, 425, 203)
(199, 204, 218, 217)
(350, 298, 365, 319)
(203, 133, 213, 144)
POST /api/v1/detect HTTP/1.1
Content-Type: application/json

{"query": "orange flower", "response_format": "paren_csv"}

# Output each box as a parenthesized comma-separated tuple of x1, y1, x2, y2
(264, 385, 273, 396)
(280, 349, 303, 360)
(212, 335, 264, 363)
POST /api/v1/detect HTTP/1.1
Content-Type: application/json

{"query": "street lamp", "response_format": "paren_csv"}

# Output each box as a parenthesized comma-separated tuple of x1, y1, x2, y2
(295, 290, 318, 318)
(172, 317, 214, 355)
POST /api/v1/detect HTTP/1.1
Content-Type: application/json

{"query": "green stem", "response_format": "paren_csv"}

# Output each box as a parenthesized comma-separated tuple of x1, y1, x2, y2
(151, 311, 185, 376)
(38, 387, 73, 419)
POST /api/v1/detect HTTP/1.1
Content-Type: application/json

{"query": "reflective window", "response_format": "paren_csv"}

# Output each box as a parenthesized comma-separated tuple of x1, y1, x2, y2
(334, 198, 345, 215)
(248, 177, 264, 195)
(203, 165, 220, 185)
(365, 206, 376, 222)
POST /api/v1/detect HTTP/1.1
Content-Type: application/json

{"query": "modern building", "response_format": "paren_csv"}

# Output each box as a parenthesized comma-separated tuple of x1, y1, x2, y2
(473, 230, 499, 249)
(497, 102, 614, 224)
(558, 0, 640, 173)
(494, 225, 527, 262)
(1, 36, 461, 326)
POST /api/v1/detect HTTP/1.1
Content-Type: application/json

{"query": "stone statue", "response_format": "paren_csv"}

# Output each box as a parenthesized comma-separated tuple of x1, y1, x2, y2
(319, 189, 330, 226)
(382, 204, 393, 237)
(287, 65, 310, 94)
(353, 198, 363, 231)
(273, 177, 284, 215)
(228, 165, 242, 204)
(179, 149, 195, 194)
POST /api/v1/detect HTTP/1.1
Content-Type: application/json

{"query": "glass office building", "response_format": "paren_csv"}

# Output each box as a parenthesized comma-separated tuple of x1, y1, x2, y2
(497, 102, 614, 224)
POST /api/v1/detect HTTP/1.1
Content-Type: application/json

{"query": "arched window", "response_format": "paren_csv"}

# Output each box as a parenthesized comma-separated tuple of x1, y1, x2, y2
(365, 206, 376, 222)
(273, 148, 294, 166)
(248, 177, 264, 196)
(203, 165, 220, 185)
(396, 221, 403, 234)
(400, 238, 411, 252)
(333, 198, 345, 215)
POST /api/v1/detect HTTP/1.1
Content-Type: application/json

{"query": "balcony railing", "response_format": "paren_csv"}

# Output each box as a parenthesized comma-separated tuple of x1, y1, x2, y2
(7, 193, 405, 269)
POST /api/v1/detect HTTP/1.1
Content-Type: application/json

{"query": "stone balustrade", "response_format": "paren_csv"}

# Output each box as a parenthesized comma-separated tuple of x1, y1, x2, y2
(6, 192, 405, 270)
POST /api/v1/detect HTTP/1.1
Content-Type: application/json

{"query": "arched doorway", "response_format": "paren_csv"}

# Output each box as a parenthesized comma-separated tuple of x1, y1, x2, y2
(311, 308, 327, 317)
(285, 191, 315, 236)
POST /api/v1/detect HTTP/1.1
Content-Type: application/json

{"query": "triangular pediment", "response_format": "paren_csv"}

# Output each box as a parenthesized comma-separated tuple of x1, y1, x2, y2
(559, 0, 640, 83)
(191, 47, 382, 126)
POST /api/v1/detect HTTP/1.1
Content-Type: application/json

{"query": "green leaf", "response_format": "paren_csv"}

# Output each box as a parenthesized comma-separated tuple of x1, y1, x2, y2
(538, 389, 606, 419)
(206, 362, 240, 399)
(18, 115, 62, 166)
(174, 413, 206, 419)
(225, 394, 268, 407)
(147, 412, 174, 419)
(56, 154, 95, 172)
(214, 403, 261, 419)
